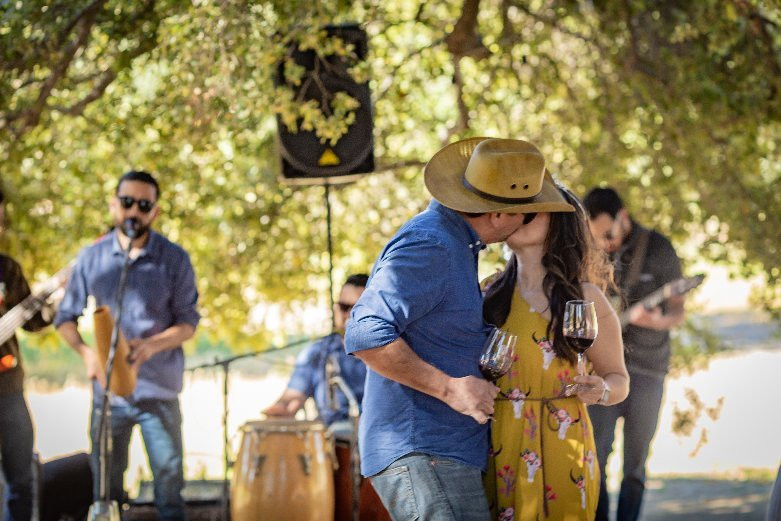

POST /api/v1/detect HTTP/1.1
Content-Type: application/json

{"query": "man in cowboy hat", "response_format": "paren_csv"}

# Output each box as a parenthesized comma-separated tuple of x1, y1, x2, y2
(345, 138, 574, 520)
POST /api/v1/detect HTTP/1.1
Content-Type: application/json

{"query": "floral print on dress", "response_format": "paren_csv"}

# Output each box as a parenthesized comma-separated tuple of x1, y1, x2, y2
(506, 386, 530, 419)
(532, 332, 555, 370)
(548, 405, 581, 440)
(583, 450, 596, 480)
(555, 369, 572, 396)
(545, 484, 558, 502)
(523, 407, 538, 440)
(520, 449, 541, 482)
(498, 507, 515, 521)
(507, 352, 521, 380)
(497, 464, 516, 497)
(570, 470, 586, 509)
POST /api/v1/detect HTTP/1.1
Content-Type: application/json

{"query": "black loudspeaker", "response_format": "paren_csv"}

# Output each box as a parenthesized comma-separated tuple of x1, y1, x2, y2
(276, 24, 374, 185)
(40, 452, 92, 521)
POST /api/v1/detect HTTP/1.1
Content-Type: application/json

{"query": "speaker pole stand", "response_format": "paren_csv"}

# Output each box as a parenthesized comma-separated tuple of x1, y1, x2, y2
(220, 360, 230, 521)
(325, 183, 335, 330)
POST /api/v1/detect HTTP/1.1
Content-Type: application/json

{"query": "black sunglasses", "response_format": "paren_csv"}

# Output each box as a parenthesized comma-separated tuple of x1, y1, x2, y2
(337, 302, 355, 313)
(118, 195, 156, 213)
(522, 213, 538, 225)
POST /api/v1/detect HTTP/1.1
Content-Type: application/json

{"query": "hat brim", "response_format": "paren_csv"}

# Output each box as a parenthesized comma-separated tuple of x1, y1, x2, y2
(424, 137, 575, 213)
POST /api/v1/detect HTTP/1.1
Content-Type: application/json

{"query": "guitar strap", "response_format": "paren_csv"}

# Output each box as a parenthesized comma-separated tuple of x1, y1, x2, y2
(623, 226, 650, 297)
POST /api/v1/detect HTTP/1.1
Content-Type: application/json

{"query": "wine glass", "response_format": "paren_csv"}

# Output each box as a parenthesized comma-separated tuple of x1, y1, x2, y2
(479, 328, 517, 383)
(562, 300, 598, 396)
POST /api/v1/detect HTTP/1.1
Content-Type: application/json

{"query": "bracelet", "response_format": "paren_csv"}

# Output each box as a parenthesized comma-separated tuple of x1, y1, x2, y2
(597, 381, 611, 405)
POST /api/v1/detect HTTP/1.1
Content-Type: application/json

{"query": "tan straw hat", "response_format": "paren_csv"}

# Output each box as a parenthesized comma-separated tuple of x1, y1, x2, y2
(424, 137, 575, 213)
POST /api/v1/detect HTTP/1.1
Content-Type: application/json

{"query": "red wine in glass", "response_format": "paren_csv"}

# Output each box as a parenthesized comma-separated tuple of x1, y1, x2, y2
(479, 328, 517, 383)
(563, 300, 598, 396)
(564, 336, 595, 352)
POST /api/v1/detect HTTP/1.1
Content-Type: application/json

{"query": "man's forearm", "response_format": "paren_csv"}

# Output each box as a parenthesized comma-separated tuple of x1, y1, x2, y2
(354, 337, 451, 401)
(142, 323, 196, 352)
(57, 321, 89, 354)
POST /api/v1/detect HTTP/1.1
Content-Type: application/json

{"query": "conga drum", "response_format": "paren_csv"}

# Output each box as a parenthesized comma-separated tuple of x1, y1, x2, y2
(333, 440, 391, 521)
(231, 419, 335, 521)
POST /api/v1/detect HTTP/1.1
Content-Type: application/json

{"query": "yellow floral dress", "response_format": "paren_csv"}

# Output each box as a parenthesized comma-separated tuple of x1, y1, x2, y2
(485, 291, 599, 521)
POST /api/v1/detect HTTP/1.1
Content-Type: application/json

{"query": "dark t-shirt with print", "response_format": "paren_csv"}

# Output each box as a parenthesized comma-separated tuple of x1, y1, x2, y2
(613, 222, 682, 376)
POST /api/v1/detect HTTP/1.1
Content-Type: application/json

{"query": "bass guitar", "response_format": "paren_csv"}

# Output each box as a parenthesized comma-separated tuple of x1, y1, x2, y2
(619, 273, 705, 329)
(0, 261, 75, 371)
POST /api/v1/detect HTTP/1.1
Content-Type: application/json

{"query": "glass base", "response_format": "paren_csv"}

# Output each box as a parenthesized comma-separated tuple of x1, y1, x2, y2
(563, 382, 597, 397)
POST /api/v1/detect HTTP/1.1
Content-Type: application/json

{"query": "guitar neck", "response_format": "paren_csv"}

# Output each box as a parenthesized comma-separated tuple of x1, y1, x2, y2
(618, 275, 704, 329)
(0, 262, 74, 346)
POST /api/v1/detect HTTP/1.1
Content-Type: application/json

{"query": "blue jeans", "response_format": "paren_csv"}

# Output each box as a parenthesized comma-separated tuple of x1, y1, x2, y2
(370, 453, 491, 521)
(589, 370, 665, 521)
(90, 399, 184, 521)
(0, 393, 34, 521)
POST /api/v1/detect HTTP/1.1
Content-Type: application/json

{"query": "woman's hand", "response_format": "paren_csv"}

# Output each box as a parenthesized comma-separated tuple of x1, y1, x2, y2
(573, 375, 607, 405)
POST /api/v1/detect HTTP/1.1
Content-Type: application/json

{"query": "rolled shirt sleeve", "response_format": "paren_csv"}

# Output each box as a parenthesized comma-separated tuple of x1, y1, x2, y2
(345, 234, 448, 355)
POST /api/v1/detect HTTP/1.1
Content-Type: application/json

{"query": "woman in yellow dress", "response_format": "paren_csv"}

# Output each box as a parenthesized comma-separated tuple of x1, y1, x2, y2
(483, 184, 629, 521)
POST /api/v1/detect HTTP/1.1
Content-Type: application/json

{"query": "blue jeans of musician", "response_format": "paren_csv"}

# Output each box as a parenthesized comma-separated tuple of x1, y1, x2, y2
(90, 398, 185, 521)
(370, 453, 491, 521)
(589, 371, 665, 521)
(0, 393, 34, 521)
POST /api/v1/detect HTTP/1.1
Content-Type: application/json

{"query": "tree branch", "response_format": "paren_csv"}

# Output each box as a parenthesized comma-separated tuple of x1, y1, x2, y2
(444, 0, 490, 60)
(12, 1, 106, 135)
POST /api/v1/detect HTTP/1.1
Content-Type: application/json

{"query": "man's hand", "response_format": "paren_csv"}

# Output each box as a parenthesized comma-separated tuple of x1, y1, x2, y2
(262, 402, 298, 417)
(262, 389, 306, 418)
(127, 338, 159, 373)
(443, 376, 499, 424)
(80, 347, 106, 389)
(627, 304, 662, 328)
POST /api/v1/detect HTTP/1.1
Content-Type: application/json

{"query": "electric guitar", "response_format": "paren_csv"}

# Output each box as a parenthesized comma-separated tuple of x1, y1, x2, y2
(619, 273, 705, 329)
(0, 261, 75, 371)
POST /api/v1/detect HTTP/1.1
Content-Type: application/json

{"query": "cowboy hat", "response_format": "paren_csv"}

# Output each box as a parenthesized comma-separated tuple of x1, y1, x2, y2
(424, 137, 575, 213)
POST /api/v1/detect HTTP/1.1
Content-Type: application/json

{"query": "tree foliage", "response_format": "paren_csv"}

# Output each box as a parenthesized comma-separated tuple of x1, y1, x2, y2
(1, 0, 779, 350)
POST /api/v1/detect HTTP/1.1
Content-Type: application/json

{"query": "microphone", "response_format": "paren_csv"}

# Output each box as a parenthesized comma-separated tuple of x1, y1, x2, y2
(325, 353, 341, 411)
(123, 218, 140, 239)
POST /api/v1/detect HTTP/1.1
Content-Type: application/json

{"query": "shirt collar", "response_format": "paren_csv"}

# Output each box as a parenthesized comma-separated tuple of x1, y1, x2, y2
(614, 219, 647, 263)
(111, 228, 159, 259)
(428, 200, 485, 252)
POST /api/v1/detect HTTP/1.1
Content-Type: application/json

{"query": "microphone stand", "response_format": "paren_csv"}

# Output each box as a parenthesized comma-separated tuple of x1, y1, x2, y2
(89, 227, 135, 521)
(328, 375, 361, 521)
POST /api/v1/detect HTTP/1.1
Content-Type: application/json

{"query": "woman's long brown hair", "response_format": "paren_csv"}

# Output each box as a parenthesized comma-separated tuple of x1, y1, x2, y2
(483, 186, 615, 364)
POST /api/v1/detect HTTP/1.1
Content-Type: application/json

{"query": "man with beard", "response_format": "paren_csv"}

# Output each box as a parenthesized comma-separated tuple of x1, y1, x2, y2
(584, 186, 685, 521)
(263, 274, 369, 433)
(55, 171, 200, 520)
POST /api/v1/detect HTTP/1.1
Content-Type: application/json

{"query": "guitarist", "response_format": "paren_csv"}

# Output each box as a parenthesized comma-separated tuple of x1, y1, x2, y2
(583, 187, 686, 521)
(0, 189, 53, 521)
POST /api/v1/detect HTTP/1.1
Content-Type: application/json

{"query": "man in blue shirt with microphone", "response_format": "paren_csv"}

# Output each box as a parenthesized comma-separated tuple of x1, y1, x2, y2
(55, 170, 199, 521)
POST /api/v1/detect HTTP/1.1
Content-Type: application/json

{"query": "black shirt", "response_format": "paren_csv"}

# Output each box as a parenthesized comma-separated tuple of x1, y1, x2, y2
(613, 221, 682, 376)
(0, 254, 50, 395)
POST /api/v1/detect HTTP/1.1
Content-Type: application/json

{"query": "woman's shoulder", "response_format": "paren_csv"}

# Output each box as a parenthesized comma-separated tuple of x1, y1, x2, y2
(581, 282, 619, 319)
(580, 282, 611, 307)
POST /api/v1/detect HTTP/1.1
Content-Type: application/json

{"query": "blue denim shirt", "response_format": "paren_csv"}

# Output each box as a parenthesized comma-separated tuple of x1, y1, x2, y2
(55, 230, 200, 403)
(345, 200, 493, 477)
(287, 333, 367, 426)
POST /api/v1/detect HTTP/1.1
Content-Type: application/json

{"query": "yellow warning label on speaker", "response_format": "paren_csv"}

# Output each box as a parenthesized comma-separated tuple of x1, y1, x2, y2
(318, 148, 341, 166)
